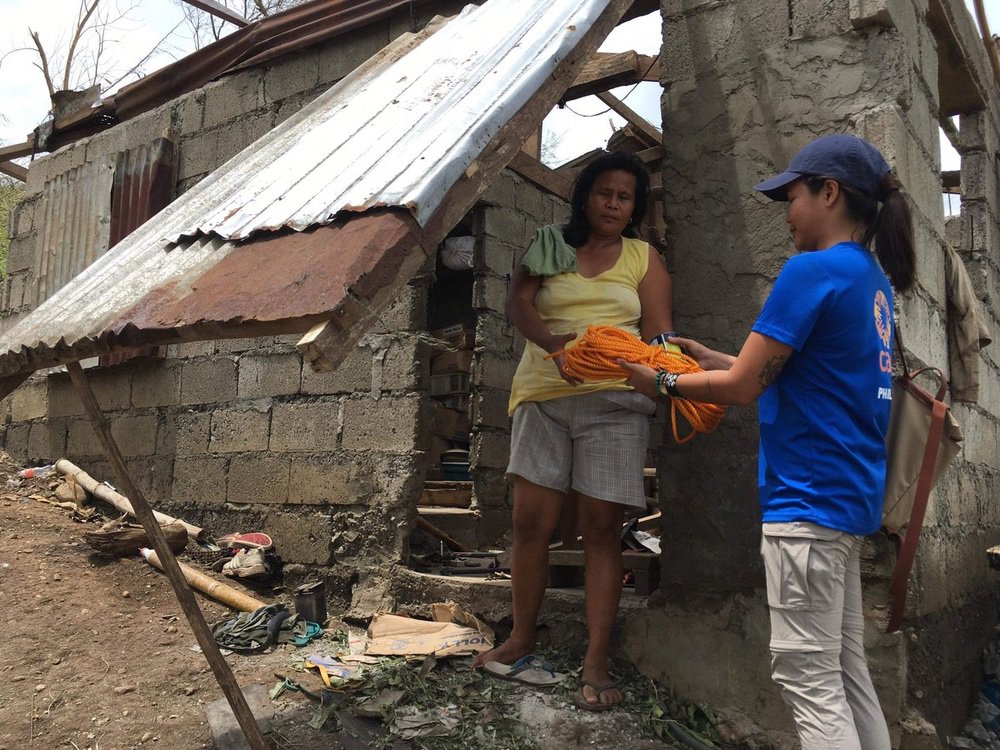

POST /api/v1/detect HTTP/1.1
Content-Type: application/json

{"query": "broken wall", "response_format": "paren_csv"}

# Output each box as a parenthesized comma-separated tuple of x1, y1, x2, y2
(625, 0, 1000, 740)
(0, 0, 560, 612)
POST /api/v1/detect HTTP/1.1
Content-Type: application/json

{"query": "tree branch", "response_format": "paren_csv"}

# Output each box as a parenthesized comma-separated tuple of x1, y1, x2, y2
(63, 0, 101, 91)
(28, 29, 56, 96)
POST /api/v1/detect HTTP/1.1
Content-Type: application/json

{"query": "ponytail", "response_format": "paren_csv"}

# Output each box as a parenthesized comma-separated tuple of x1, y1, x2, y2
(867, 173, 915, 292)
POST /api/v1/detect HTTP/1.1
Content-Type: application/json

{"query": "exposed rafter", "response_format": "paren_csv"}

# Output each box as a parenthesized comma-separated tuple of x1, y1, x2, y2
(563, 50, 659, 102)
(179, 0, 249, 27)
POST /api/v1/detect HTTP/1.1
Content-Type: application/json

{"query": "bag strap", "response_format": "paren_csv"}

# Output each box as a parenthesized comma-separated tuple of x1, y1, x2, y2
(886, 395, 948, 632)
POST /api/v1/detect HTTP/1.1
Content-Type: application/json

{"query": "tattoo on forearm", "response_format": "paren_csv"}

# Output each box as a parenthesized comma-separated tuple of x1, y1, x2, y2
(757, 355, 788, 391)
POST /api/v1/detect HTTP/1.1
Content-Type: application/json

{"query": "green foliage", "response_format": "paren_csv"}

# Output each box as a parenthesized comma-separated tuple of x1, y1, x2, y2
(0, 177, 25, 277)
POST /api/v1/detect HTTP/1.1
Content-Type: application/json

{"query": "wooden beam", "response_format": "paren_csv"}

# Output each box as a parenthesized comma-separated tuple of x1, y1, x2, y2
(972, 0, 1000, 89)
(65, 361, 270, 750)
(595, 91, 661, 147)
(635, 145, 665, 164)
(0, 161, 28, 182)
(508, 150, 573, 201)
(563, 51, 659, 102)
(179, 0, 249, 27)
(942, 169, 961, 193)
(0, 140, 34, 161)
(621, 0, 659, 23)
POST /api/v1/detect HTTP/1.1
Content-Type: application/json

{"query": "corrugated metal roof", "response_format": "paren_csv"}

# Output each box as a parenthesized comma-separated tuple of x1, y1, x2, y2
(0, 0, 630, 383)
(175, 0, 606, 241)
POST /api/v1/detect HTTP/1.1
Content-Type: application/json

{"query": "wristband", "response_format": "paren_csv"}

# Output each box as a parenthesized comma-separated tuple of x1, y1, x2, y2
(655, 370, 683, 399)
(649, 331, 679, 347)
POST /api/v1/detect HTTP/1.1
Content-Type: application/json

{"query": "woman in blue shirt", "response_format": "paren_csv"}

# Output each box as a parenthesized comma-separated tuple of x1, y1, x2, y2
(621, 134, 916, 750)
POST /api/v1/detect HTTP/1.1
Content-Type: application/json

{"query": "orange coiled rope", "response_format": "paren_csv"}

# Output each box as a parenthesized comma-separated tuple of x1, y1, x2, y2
(549, 325, 726, 444)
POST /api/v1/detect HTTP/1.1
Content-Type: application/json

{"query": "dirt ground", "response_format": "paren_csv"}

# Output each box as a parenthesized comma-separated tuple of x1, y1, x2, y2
(0, 456, 688, 750)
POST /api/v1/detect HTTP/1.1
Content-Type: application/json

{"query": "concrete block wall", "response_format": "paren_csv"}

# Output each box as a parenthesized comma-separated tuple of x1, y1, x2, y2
(466, 170, 569, 546)
(0, 1, 477, 615)
(624, 0, 1000, 739)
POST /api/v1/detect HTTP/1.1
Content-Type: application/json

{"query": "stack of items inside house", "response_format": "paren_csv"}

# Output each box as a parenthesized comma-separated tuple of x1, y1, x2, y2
(428, 323, 474, 482)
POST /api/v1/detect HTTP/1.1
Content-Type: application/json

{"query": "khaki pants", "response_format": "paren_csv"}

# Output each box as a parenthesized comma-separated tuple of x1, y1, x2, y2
(761, 522, 891, 750)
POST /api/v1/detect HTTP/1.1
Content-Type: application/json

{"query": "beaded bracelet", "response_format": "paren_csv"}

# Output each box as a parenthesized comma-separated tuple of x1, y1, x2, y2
(655, 370, 682, 398)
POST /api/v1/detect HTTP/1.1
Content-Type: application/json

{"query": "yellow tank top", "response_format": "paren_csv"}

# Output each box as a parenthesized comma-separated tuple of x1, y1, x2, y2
(508, 237, 650, 415)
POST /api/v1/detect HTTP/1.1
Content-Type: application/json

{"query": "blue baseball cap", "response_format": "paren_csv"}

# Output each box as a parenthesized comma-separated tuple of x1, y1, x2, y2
(755, 134, 891, 201)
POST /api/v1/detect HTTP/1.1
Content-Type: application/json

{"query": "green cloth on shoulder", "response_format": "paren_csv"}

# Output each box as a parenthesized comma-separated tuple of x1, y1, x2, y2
(521, 224, 577, 276)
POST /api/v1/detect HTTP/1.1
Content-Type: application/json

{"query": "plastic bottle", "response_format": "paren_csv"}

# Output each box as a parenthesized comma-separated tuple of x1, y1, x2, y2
(17, 464, 56, 479)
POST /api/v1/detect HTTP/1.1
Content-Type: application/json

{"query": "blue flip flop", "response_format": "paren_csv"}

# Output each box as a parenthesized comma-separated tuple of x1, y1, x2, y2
(483, 654, 565, 687)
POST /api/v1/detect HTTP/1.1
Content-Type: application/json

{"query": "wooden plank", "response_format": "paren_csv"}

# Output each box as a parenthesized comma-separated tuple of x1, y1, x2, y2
(508, 151, 573, 201)
(563, 51, 658, 102)
(0, 161, 28, 182)
(0, 140, 34, 161)
(635, 146, 665, 165)
(595, 91, 661, 147)
(65, 362, 270, 750)
(180, 0, 249, 27)
(419, 486, 472, 508)
(417, 506, 481, 517)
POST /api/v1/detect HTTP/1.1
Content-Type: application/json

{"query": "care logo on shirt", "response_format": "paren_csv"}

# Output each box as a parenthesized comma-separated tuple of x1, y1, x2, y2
(873, 290, 891, 348)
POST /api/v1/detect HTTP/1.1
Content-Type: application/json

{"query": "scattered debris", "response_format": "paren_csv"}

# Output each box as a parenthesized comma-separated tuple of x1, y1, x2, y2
(366, 602, 494, 657)
(84, 521, 188, 557)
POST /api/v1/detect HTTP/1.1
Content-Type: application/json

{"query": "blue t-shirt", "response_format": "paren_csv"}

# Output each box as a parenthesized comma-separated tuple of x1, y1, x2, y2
(751, 242, 894, 535)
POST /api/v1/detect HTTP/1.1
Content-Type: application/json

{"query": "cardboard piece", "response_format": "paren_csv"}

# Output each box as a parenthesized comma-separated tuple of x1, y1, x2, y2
(432, 403, 470, 442)
(366, 602, 494, 656)
(431, 349, 474, 374)
(430, 323, 474, 350)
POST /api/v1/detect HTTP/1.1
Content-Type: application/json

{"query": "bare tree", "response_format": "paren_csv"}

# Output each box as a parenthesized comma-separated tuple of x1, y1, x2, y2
(540, 128, 566, 168)
(26, 0, 183, 108)
(176, 0, 304, 49)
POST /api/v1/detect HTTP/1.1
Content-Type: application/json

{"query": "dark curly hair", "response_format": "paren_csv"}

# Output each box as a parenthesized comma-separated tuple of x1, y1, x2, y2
(562, 151, 650, 247)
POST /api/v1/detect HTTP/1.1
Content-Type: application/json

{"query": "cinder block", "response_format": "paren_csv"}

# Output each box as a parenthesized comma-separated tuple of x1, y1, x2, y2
(270, 401, 341, 452)
(71, 369, 132, 413)
(481, 169, 518, 208)
(11, 379, 48, 421)
(228, 453, 290, 504)
(370, 282, 429, 332)
(262, 510, 332, 565)
(289, 453, 376, 504)
(47, 374, 83, 417)
(178, 130, 220, 182)
(4, 423, 29, 462)
(171, 340, 215, 358)
(479, 236, 517, 275)
(514, 182, 546, 221)
(4, 271, 30, 310)
(171, 410, 211, 457)
(180, 358, 238, 405)
(171, 454, 228, 506)
(216, 336, 271, 355)
(216, 110, 276, 162)
(471, 387, 510, 429)
(125, 457, 173, 505)
(237, 353, 302, 398)
(470, 429, 509, 469)
(67, 419, 100, 458)
(341, 395, 424, 453)
(28, 421, 66, 462)
(121, 103, 174, 153)
(472, 352, 519, 390)
(203, 71, 264, 130)
(476, 313, 516, 355)
(111, 415, 158, 457)
(263, 50, 321, 105)
(791, 0, 851, 36)
(316, 25, 389, 85)
(210, 407, 271, 453)
(5, 234, 37, 274)
(483, 206, 527, 245)
(473, 273, 509, 312)
(473, 467, 511, 512)
(301, 346, 372, 394)
(178, 90, 204, 135)
(10, 196, 37, 238)
(131, 363, 181, 408)
(378, 337, 429, 392)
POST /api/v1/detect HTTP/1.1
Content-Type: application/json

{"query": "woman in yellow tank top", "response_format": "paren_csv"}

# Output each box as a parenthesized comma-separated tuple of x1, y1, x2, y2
(473, 152, 675, 710)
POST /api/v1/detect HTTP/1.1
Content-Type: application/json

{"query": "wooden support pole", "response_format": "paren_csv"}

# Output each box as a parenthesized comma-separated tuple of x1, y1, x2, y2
(66, 362, 271, 750)
(595, 91, 661, 147)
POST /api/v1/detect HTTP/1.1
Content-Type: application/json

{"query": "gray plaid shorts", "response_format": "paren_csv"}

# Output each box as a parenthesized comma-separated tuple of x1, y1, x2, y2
(507, 390, 656, 508)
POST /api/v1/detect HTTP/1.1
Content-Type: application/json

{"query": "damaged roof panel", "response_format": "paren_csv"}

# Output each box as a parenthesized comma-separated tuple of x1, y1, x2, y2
(175, 1, 605, 241)
(0, 0, 630, 385)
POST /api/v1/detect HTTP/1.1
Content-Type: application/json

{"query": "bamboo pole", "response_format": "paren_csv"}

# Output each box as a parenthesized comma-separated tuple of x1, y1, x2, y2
(55, 458, 206, 541)
(66, 362, 272, 750)
(140, 548, 267, 613)
(973, 0, 1000, 90)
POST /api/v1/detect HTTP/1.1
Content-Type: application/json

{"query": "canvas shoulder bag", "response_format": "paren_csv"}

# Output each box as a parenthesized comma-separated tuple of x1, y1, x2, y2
(883, 325, 963, 632)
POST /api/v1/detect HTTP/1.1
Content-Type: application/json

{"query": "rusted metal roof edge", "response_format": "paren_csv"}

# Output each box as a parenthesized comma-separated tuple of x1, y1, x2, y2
(0, 210, 429, 398)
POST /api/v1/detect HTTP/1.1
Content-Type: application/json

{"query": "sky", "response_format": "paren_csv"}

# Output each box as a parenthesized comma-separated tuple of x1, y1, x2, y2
(0, 0, 997, 176)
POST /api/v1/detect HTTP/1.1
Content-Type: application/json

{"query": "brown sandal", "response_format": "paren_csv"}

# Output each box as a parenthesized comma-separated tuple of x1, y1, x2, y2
(574, 680, 620, 712)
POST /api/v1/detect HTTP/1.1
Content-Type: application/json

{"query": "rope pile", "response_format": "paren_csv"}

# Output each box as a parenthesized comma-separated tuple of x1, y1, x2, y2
(549, 325, 726, 444)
